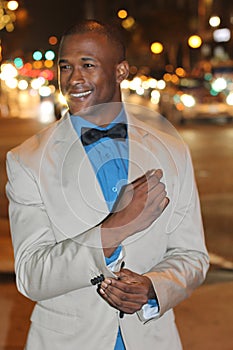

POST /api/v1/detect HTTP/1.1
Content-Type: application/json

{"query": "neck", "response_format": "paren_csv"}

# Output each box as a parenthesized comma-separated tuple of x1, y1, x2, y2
(71, 102, 124, 127)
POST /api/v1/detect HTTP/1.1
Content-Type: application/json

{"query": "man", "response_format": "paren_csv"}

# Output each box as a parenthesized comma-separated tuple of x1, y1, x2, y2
(6, 20, 209, 349)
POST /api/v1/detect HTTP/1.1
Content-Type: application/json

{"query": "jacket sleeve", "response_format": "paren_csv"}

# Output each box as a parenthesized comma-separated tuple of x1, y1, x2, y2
(138, 145, 209, 322)
(6, 151, 123, 302)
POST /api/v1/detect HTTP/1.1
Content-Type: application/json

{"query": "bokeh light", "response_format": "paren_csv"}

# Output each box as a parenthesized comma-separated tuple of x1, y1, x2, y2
(117, 9, 128, 19)
(150, 42, 163, 54)
(7, 1, 19, 11)
(48, 36, 58, 45)
(188, 35, 202, 48)
(121, 16, 135, 29)
(14, 57, 23, 68)
(209, 16, 221, 27)
(18, 79, 28, 90)
(45, 50, 55, 60)
(33, 51, 43, 61)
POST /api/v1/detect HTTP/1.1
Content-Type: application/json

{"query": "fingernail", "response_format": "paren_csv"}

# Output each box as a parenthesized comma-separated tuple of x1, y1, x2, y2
(148, 169, 156, 177)
(105, 279, 112, 284)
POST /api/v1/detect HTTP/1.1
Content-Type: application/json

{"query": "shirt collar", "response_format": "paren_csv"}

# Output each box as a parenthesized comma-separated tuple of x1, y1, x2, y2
(70, 107, 127, 139)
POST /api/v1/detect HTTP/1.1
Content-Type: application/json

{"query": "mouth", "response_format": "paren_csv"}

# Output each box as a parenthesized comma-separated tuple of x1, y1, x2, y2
(70, 90, 92, 98)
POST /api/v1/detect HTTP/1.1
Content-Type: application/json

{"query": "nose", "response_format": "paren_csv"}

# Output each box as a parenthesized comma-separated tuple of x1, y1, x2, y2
(70, 67, 85, 86)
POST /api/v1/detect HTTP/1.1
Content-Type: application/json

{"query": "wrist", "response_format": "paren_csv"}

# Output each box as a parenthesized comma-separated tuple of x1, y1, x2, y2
(144, 276, 156, 299)
(101, 214, 132, 244)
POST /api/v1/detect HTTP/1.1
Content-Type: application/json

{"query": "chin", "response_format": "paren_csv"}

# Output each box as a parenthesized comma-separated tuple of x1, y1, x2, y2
(69, 103, 90, 116)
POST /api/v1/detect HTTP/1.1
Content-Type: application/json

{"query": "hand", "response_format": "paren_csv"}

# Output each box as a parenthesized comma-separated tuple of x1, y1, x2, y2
(101, 169, 169, 254)
(98, 268, 155, 314)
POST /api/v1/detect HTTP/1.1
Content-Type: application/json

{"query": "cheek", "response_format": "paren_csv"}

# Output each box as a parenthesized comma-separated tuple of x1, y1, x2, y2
(99, 73, 117, 91)
(59, 78, 68, 94)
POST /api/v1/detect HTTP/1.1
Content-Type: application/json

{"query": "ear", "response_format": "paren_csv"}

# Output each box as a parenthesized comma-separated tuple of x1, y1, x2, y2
(116, 60, 129, 83)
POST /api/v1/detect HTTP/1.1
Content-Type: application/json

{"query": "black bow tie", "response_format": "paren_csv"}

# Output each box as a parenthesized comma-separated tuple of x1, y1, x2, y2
(81, 123, 127, 146)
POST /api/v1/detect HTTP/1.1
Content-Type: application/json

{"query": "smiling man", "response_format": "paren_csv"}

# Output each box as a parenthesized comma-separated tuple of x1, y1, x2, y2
(6, 20, 209, 350)
(58, 25, 128, 122)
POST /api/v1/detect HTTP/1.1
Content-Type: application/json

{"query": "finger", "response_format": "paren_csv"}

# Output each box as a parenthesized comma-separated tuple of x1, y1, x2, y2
(147, 182, 167, 203)
(160, 196, 170, 212)
(99, 283, 146, 305)
(131, 173, 162, 197)
(115, 269, 139, 281)
(147, 168, 163, 180)
(132, 169, 163, 190)
(103, 278, 146, 296)
(146, 175, 164, 193)
(99, 287, 143, 314)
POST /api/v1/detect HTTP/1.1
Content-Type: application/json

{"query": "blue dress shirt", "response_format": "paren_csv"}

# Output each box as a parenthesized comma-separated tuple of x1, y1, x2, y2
(70, 109, 158, 349)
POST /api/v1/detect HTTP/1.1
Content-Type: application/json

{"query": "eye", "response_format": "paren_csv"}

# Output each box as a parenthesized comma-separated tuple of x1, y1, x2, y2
(59, 64, 72, 71)
(83, 63, 95, 68)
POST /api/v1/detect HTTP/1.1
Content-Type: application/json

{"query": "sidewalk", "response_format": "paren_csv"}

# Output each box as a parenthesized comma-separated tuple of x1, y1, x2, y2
(0, 218, 14, 273)
(175, 279, 233, 350)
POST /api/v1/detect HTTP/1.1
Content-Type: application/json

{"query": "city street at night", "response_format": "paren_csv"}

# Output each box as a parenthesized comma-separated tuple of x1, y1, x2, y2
(1, 0, 233, 349)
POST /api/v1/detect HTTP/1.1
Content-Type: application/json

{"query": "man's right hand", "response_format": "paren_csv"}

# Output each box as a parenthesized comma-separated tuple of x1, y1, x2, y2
(101, 169, 169, 256)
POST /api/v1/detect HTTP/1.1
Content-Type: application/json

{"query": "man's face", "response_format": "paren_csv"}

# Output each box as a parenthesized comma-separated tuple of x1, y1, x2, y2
(58, 32, 129, 119)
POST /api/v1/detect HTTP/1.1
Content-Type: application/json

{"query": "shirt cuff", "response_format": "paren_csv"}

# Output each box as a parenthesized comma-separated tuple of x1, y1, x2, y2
(141, 299, 159, 320)
(105, 245, 123, 271)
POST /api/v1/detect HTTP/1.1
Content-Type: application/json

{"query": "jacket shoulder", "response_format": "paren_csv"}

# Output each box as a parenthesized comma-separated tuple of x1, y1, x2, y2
(8, 119, 61, 160)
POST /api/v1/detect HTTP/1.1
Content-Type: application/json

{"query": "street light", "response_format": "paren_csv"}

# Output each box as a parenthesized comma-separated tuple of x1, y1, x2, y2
(7, 1, 18, 11)
(209, 15, 221, 28)
(150, 42, 163, 54)
(117, 9, 128, 19)
(188, 35, 202, 49)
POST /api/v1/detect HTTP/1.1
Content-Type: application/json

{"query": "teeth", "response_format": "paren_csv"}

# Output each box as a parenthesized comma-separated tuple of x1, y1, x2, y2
(71, 90, 92, 98)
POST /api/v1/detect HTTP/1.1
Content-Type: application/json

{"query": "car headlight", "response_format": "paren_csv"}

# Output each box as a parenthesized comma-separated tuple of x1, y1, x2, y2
(211, 78, 227, 92)
(180, 94, 196, 107)
(226, 92, 233, 106)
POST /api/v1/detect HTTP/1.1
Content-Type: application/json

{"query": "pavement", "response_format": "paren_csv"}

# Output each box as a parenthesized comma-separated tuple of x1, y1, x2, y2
(0, 216, 233, 350)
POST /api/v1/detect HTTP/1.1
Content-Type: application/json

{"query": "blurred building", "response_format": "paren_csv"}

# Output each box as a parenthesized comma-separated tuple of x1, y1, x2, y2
(1, 0, 233, 78)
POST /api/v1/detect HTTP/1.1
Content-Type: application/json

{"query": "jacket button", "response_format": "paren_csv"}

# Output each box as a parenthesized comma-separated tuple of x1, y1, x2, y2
(90, 274, 105, 285)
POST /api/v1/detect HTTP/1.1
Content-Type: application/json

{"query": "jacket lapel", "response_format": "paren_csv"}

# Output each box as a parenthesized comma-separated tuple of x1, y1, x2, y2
(42, 113, 109, 239)
(127, 114, 162, 182)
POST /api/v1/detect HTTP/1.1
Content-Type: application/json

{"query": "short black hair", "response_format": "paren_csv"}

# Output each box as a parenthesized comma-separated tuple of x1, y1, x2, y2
(60, 19, 126, 62)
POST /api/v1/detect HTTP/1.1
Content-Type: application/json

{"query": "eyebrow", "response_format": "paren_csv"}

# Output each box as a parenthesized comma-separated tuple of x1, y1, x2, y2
(58, 57, 96, 65)
(58, 59, 67, 65)
(81, 57, 96, 62)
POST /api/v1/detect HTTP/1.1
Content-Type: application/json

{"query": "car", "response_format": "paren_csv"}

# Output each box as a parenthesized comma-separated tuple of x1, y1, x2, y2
(159, 75, 233, 124)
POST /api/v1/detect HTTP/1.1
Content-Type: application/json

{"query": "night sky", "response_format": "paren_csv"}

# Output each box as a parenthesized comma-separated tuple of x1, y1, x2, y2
(4, 0, 125, 58)
(4, 0, 233, 66)
(17, 1, 88, 54)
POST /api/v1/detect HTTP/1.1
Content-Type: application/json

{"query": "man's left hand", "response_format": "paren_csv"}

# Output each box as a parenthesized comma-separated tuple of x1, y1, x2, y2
(98, 269, 156, 314)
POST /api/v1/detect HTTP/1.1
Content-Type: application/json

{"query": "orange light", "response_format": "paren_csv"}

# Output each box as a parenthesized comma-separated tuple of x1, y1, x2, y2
(171, 74, 179, 84)
(176, 103, 185, 111)
(49, 36, 58, 45)
(175, 67, 186, 77)
(44, 60, 54, 68)
(163, 73, 172, 82)
(117, 9, 128, 19)
(33, 61, 43, 69)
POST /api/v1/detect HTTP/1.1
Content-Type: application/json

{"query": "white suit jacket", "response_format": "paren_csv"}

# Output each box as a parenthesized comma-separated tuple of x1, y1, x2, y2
(6, 110, 209, 350)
